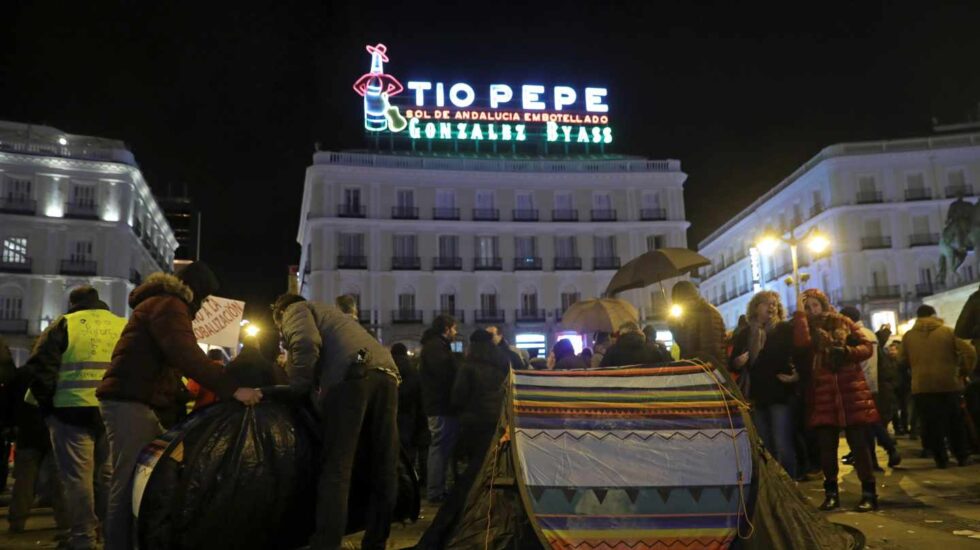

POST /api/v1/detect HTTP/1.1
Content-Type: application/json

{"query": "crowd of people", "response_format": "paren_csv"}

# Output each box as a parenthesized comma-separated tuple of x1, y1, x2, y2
(1, 260, 979, 549)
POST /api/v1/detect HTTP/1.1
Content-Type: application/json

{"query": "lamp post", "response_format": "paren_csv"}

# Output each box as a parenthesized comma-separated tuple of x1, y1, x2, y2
(756, 226, 830, 300)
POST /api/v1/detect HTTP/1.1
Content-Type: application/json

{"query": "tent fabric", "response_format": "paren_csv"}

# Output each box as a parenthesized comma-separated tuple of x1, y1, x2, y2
(435, 361, 863, 550)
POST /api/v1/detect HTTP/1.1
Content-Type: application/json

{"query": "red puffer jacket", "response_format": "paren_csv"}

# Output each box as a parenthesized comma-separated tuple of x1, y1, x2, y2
(792, 311, 880, 428)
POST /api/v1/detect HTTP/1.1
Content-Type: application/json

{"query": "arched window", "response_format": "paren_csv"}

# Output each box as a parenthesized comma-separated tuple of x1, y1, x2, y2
(520, 286, 539, 314)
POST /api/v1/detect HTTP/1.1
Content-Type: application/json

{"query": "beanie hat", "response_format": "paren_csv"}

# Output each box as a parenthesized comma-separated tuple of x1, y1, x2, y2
(177, 261, 220, 304)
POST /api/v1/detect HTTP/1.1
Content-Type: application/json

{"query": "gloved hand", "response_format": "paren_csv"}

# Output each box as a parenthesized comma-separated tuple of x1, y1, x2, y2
(845, 334, 862, 347)
(828, 346, 848, 370)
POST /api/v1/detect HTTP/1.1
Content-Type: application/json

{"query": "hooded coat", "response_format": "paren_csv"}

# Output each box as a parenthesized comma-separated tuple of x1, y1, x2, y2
(792, 311, 879, 428)
(97, 273, 237, 408)
(901, 316, 975, 395)
(668, 297, 728, 367)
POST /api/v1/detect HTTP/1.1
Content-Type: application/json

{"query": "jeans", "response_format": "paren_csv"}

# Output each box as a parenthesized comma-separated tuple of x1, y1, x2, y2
(915, 392, 968, 465)
(312, 370, 398, 550)
(752, 402, 797, 479)
(46, 415, 110, 550)
(99, 400, 163, 550)
(9, 447, 68, 531)
(426, 415, 459, 500)
(864, 421, 897, 465)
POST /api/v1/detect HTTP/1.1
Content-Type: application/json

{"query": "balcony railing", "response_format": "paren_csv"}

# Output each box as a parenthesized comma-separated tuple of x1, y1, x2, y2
(65, 202, 99, 219)
(472, 208, 500, 221)
(512, 209, 539, 222)
(0, 257, 32, 273)
(0, 196, 36, 215)
(640, 208, 667, 221)
(433, 207, 460, 220)
(0, 319, 28, 334)
(860, 236, 892, 249)
(916, 282, 939, 297)
(336, 255, 367, 269)
(433, 256, 462, 270)
(391, 206, 419, 219)
(551, 209, 578, 222)
(60, 259, 97, 275)
(856, 191, 883, 204)
(866, 285, 901, 300)
(358, 310, 376, 325)
(946, 184, 974, 198)
(515, 309, 547, 323)
(433, 310, 465, 323)
(554, 257, 582, 270)
(905, 188, 933, 201)
(473, 309, 505, 323)
(473, 257, 502, 270)
(909, 233, 939, 247)
(391, 256, 421, 270)
(337, 204, 366, 218)
(593, 256, 621, 270)
(391, 309, 424, 324)
(554, 307, 568, 321)
(590, 209, 617, 221)
(514, 257, 542, 270)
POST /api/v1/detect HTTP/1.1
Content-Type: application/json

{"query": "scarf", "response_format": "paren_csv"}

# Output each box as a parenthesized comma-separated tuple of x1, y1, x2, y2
(747, 319, 770, 365)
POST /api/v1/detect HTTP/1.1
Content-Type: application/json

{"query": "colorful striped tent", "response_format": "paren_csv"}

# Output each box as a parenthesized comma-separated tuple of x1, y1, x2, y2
(436, 362, 863, 550)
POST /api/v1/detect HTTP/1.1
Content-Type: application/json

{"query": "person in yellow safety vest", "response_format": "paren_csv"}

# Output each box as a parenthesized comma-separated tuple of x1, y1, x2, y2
(26, 286, 125, 550)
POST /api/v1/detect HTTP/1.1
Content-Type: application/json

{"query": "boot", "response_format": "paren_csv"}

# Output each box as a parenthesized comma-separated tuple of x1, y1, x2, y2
(855, 481, 878, 512)
(841, 452, 854, 465)
(887, 449, 902, 468)
(818, 480, 840, 511)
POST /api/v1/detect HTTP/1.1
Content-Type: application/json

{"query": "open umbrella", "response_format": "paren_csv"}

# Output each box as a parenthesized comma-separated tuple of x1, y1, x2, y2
(560, 298, 639, 334)
(604, 248, 710, 297)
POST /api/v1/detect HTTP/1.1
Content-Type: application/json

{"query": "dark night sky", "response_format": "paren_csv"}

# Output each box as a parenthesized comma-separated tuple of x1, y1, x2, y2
(3, 1, 979, 340)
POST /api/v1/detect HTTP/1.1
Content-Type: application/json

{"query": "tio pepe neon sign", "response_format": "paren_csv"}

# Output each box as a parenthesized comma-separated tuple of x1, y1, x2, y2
(353, 43, 612, 144)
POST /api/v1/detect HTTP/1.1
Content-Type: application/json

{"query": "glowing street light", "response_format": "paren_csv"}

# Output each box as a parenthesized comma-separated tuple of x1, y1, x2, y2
(669, 304, 683, 318)
(755, 226, 832, 299)
(244, 324, 260, 338)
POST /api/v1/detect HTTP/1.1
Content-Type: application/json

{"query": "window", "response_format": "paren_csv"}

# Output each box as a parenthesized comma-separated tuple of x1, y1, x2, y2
(593, 193, 612, 210)
(911, 215, 930, 235)
(520, 290, 538, 313)
(3, 176, 31, 199)
(480, 292, 498, 312)
(907, 173, 925, 191)
(396, 189, 414, 207)
(812, 191, 824, 211)
(475, 236, 498, 259)
(0, 288, 23, 320)
(393, 235, 417, 257)
(646, 235, 665, 251)
(515, 191, 534, 210)
(343, 188, 361, 208)
(475, 190, 495, 209)
(560, 291, 579, 311)
(554, 192, 573, 210)
(858, 176, 877, 194)
(71, 183, 96, 207)
(919, 267, 933, 285)
(70, 240, 93, 261)
(515, 236, 536, 258)
(2, 238, 27, 264)
(397, 292, 416, 311)
(948, 169, 967, 188)
(864, 219, 882, 237)
(439, 293, 456, 312)
(594, 235, 616, 257)
(438, 235, 459, 258)
(642, 191, 661, 209)
(338, 233, 364, 257)
(555, 236, 577, 258)
(792, 204, 803, 225)
(435, 189, 456, 208)
(871, 267, 889, 288)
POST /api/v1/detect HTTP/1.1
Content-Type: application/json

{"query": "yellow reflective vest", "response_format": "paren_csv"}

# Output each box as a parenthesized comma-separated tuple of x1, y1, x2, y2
(54, 309, 126, 408)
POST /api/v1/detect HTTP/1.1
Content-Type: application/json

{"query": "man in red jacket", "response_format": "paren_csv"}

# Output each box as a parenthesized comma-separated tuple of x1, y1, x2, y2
(96, 262, 261, 550)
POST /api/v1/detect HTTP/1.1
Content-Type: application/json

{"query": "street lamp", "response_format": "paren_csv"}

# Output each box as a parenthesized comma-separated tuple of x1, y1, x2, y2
(244, 324, 260, 338)
(669, 304, 683, 318)
(756, 226, 831, 299)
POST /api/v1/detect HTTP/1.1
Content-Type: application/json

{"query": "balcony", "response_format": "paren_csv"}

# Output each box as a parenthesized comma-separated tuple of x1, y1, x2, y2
(905, 188, 933, 201)
(132, 219, 143, 237)
(0, 319, 28, 334)
(60, 259, 97, 275)
(336, 255, 367, 269)
(391, 309, 424, 324)
(337, 204, 366, 218)
(433, 309, 465, 323)
(551, 209, 578, 222)
(472, 208, 500, 221)
(0, 257, 32, 273)
(916, 282, 939, 297)
(391, 206, 419, 219)
(515, 309, 547, 323)
(473, 257, 502, 270)
(0, 196, 36, 215)
(866, 285, 901, 300)
(909, 233, 939, 247)
(554, 257, 582, 270)
(433, 207, 460, 220)
(855, 191, 883, 204)
(512, 209, 539, 222)
(590, 209, 617, 222)
(391, 256, 421, 270)
(860, 236, 892, 250)
(593, 256, 621, 270)
(433, 256, 462, 270)
(640, 208, 667, 221)
(514, 257, 542, 270)
(473, 309, 505, 323)
(946, 184, 974, 198)
(65, 201, 99, 219)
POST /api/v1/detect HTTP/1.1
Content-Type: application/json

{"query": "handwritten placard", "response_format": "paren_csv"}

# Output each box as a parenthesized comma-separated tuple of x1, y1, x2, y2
(192, 296, 245, 348)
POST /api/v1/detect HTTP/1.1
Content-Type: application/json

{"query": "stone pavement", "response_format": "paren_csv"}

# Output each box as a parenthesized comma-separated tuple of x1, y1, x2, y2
(1, 438, 978, 549)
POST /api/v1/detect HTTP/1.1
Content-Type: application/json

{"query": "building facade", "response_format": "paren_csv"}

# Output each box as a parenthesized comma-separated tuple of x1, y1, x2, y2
(0, 121, 177, 360)
(698, 131, 980, 331)
(297, 151, 689, 350)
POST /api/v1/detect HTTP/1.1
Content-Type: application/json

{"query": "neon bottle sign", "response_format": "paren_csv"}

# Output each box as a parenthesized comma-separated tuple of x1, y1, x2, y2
(352, 43, 406, 132)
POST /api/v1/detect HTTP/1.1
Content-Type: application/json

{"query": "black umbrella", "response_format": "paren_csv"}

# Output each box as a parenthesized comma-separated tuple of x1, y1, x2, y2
(604, 248, 710, 297)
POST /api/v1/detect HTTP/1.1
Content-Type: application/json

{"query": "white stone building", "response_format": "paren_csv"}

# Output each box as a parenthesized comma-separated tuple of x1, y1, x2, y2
(296, 151, 689, 350)
(0, 121, 177, 360)
(698, 131, 980, 331)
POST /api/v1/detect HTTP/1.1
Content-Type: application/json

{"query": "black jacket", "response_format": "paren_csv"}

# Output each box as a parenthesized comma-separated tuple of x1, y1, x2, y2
(554, 354, 588, 370)
(395, 354, 428, 445)
(600, 333, 670, 367)
(451, 356, 509, 428)
(499, 340, 526, 370)
(729, 321, 795, 406)
(420, 330, 458, 416)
